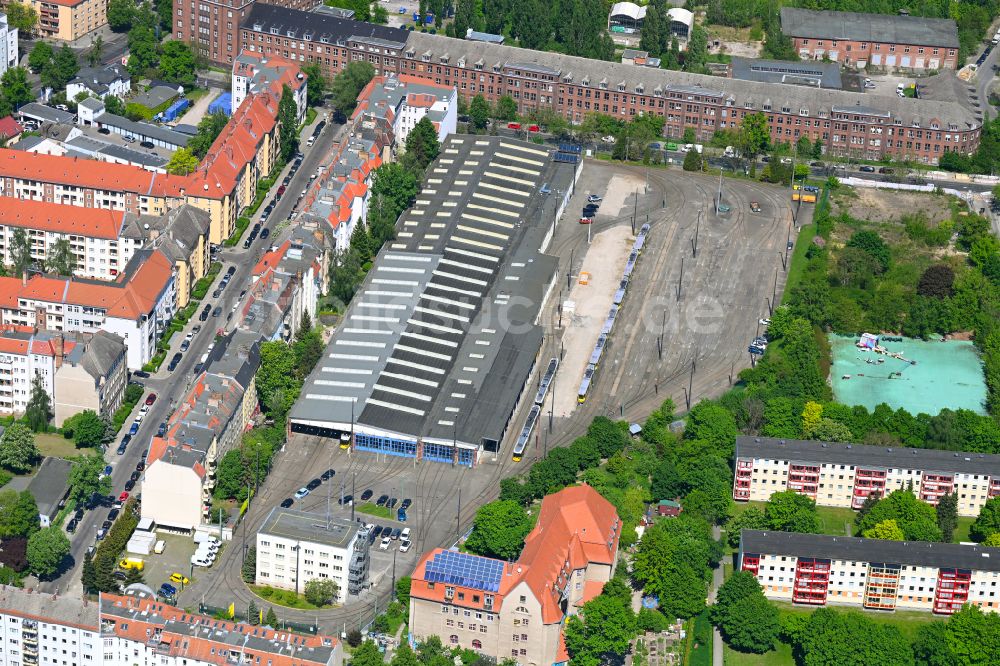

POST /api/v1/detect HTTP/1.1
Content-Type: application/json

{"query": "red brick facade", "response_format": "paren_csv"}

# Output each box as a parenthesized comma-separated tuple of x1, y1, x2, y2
(790, 37, 959, 71)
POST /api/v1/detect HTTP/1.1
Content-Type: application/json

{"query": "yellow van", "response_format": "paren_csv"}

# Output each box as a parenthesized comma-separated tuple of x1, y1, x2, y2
(119, 558, 144, 571)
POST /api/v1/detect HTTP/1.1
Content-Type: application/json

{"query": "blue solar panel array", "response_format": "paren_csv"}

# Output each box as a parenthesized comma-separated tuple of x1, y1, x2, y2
(425, 550, 504, 592)
(559, 143, 583, 154)
(553, 153, 579, 164)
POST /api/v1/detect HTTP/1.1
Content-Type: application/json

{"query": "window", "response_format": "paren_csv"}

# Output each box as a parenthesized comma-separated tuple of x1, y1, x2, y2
(449, 635, 459, 645)
(472, 640, 482, 649)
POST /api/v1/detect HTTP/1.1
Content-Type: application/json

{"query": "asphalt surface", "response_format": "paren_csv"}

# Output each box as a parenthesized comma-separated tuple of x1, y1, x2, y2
(39, 113, 339, 595)
(974, 42, 1000, 123)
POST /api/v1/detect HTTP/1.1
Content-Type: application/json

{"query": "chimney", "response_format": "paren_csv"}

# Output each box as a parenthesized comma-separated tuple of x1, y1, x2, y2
(53, 333, 64, 369)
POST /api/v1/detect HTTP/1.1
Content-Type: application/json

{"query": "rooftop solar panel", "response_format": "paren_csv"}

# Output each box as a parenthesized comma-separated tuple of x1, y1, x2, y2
(424, 550, 505, 592)
(553, 153, 579, 164)
(558, 143, 583, 154)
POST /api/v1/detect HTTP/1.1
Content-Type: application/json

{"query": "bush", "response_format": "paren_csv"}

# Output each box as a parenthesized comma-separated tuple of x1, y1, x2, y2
(303, 578, 338, 606)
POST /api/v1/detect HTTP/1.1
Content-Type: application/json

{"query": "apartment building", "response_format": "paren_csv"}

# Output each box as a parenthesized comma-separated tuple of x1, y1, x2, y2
(410, 485, 620, 664)
(255, 508, 369, 602)
(172, 0, 321, 66)
(0, 13, 17, 76)
(740, 530, 1000, 614)
(125, 205, 212, 308)
(0, 585, 101, 666)
(0, 251, 175, 370)
(231, 51, 307, 125)
(101, 590, 343, 666)
(142, 330, 261, 531)
(0, 326, 126, 424)
(0, 586, 343, 666)
(733, 436, 1000, 517)
(238, 8, 981, 164)
(354, 73, 458, 148)
(66, 64, 131, 101)
(26, 0, 106, 41)
(244, 223, 329, 341)
(781, 7, 960, 71)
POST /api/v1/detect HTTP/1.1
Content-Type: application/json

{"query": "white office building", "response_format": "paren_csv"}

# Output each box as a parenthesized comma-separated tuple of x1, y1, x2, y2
(256, 508, 369, 603)
(0, 14, 17, 77)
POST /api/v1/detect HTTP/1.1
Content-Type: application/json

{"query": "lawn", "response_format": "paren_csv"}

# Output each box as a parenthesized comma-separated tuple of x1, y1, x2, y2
(356, 502, 392, 520)
(248, 584, 329, 610)
(725, 642, 794, 666)
(773, 602, 941, 643)
(35, 432, 97, 460)
(955, 516, 975, 543)
(727, 501, 856, 540)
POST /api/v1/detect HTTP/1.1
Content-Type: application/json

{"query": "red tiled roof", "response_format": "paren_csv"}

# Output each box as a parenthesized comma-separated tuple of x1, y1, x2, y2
(252, 240, 291, 275)
(0, 117, 22, 139)
(0, 149, 157, 193)
(0, 198, 125, 239)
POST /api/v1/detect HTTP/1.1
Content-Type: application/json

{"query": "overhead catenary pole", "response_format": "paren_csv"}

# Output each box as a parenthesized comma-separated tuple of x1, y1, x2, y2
(677, 256, 684, 301)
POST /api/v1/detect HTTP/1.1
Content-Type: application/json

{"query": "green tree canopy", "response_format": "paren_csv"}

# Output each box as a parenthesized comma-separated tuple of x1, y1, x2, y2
(469, 94, 490, 132)
(795, 607, 913, 666)
(44, 238, 76, 276)
(29, 41, 53, 73)
(5, 2, 38, 34)
(330, 61, 375, 115)
(303, 578, 338, 606)
(764, 490, 820, 534)
(301, 62, 328, 107)
(464, 499, 533, 560)
(494, 95, 518, 122)
(27, 526, 70, 579)
(278, 83, 299, 162)
(67, 455, 110, 505)
(0, 422, 39, 473)
(737, 112, 770, 159)
(846, 230, 891, 273)
(0, 490, 39, 537)
(166, 148, 200, 176)
(402, 116, 441, 173)
(564, 592, 636, 666)
(24, 374, 52, 432)
(107, 0, 135, 31)
(856, 489, 943, 542)
(188, 112, 229, 158)
(862, 518, 906, 541)
(710, 571, 779, 653)
(971, 495, 1000, 542)
(159, 41, 197, 87)
(348, 640, 384, 666)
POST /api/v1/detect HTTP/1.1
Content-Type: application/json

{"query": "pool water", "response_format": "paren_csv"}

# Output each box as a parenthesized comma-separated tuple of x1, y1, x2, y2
(828, 334, 988, 416)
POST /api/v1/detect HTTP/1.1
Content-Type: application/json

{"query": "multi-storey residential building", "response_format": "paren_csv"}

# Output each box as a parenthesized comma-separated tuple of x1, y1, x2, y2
(24, 0, 106, 40)
(733, 436, 1000, 517)
(255, 508, 369, 602)
(0, 586, 344, 666)
(172, 0, 321, 66)
(0, 200, 145, 280)
(52, 329, 128, 426)
(66, 64, 131, 101)
(0, 251, 175, 369)
(100, 590, 343, 666)
(0, 13, 17, 76)
(232, 51, 307, 124)
(740, 530, 1000, 614)
(0, 326, 126, 424)
(0, 585, 101, 665)
(125, 205, 212, 308)
(142, 330, 261, 531)
(410, 485, 621, 664)
(354, 73, 457, 148)
(781, 7, 960, 71)
(239, 8, 981, 164)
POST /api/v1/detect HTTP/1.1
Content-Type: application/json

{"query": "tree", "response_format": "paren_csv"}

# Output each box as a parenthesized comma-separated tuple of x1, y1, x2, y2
(764, 490, 819, 534)
(795, 135, 813, 158)
(278, 84, 299, 163)
(737, 112, 770, 161)
(5, 2, 37, 34)
(242, 546, 256, 583)
(557, 0, 614, 60)
(264, 606, 278, 627)
(685, 24, 708, 72)
(812, 137, 824, 159)
(726, 506, 767, 548)
(971, 496, 1000, 542)
(24, 375, 52, 432)
(464, 500, 532, 560)
(81, 550, 97, 593)
(862, 518, 906, 541)
(710, 571, 778, 653)
(403, 116, 440, 173)
(801, 400, 823, 438)
(857, 489, 943, 542)
(390, 643, 419, 666)
(29, 41, 54, 74)
(187, 111, 229, 158)
(918, 264, 956, 299)
(44, 238, 76, 276)
(41, 45, 79, 92)
(166, 148, 200, 176)
(67, 455, 109, 504)
(9, 228, 32, 277)
(846, 230, 890, 273)
(469, 94, 490, 132)
(26, 526, 69, 579)
(126, 24, 159, 77)
(796, 607, 913, 666)
(564, 592, 636, 666)
(682, 148, 702, 171)
(0, 67, 31, 112)
(159, 41, 197, 87)
(494, 95, 518, 122)
(0, 490, 39, 537)
(349, 640, 384, 666)
(107, 0, 135, 31)
(123, 566, 145, 586)
(304, 578, 338, 606)
(936, 492, 958, 542)
(0, 423, 39, 473)
(395, 575, 411, 607)
(984, 532, 1000, 547)
(301, 62, 328, 107)
(247, 599, 260, 625)
(639, 5, 662, 55)
(330, 61, 375, 115)
(104, 94, 126, 116)
(87, 35, 104, 67)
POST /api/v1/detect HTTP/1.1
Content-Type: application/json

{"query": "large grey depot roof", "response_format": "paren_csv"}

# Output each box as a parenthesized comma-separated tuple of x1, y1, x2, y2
(292, 136, 573, 447)
(741, 530, 1000, 572)
(735, 436, 1000, 477)
(780, 7, 960, 49)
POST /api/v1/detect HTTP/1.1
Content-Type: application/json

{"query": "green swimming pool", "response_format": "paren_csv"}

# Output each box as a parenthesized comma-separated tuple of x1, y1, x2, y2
(828, 334, 988, 416)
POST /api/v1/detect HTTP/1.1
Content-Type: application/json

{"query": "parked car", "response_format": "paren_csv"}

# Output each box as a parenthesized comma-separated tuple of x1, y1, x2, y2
(167, 353, 182, 371)
(400, 498, 412, 510)
(145, 393, 157, 406)
(587, 195, 603, 203)
(387, 497, 398, 508)
(66, 518, 78, 533)
(379, 536, 392, 550)
(129, 422, 139, 436)
(132, 370, 150, 379)
(117, 441, 128, 455)
(390, 527, 402, 540)
(159, 583, 177, 597)
(212, 307, 222, 317)
(376, 494, 389, 506)
(860, 165, 876, 173)
(339, 494, 353, 505)
(306, 478, 322, 491)
(97, 127, 111, 134)
(180, 339, 190, 352)
(399, 539, 411, 553)
(260, 228, 270, 240)
(294, 487, 310, 499)
(169, 573, 190, 584)
(124, 479, 135, 491)
(360, 489, 373, 501)
(118, 492, 130, 503)
(280, 498, 294, 508)
(321, 469, 335, 480)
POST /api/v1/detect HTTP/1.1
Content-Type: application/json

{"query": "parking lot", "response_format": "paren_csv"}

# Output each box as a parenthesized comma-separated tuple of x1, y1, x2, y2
(135, 532, 207, 599)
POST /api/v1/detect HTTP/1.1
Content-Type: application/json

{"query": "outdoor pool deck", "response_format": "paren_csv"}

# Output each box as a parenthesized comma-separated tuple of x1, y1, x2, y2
(829, 334, 988, 416)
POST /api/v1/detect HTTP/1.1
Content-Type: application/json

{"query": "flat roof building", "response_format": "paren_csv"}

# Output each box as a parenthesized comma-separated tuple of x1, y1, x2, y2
(730, 56, 843, 89)
(733, 436, 1000, 516)
(740, 530, 1000, 614)
(289, 136, 576, 465)
(256, 507, 369, 601)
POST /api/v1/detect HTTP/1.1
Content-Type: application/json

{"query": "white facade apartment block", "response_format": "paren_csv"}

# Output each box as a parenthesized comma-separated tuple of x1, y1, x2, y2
(0, 349, 55, 415)
(0, 14, 17, 76)
(741, 530, 1000, 615)
(0, 609, 100, 666)
(256, 510, 362, 603)
(393, 87, 458, 146)
(0, 229, 143, 281)
(733, 437, 1000, 517)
